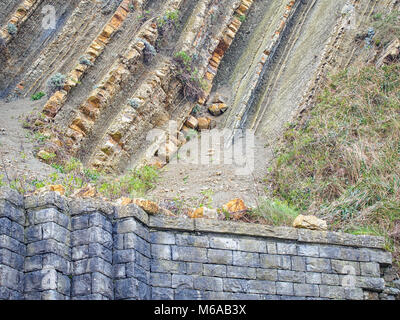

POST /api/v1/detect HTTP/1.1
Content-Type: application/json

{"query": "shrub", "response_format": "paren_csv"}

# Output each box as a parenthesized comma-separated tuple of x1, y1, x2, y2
(47, 73, 66, 94)
(98, 165, 159, 198)
(65, 157, 82, 173)
(156, 10, 180, 49)
(173, 51, 206, 101)
(31, 92, 45, 101)
(249, 198, 298, 226)
(7, 23, 17, 36)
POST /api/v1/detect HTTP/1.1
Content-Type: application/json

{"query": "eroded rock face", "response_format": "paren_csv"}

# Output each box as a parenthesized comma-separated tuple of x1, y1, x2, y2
(293, 214, 328, 231)
(376, 38, 400, 68)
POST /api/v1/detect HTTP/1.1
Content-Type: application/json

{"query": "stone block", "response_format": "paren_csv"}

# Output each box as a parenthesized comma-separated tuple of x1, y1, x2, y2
(297, 244, 319, 257)
(276, 282, 294, 295)
(150, 231, 175, 245)
(223, 278, 248, 293)
(151, 244, 171, 260)
(227, 266, 256, 279)
(276, 242, 297, 255)
(209, 236, 237, 250)
(260, 254, 291, 270)
(194, 276, 223, 292)
(208, 249, 233, 265)
(72, 274, 91, 297)
(232, 251, 260, 267)
(293, 283, 319, 297)
(176, 233, 209, 248)
(256, 268, 278, 281)
(151, 259, 186, 274)
(306, 257, 332, 273)
(172, 246, 207, 263)
(247, 280, 276, 295)
(203, 264, 227, 277)
(92, 272, 113, 299)
(237, 238, 266, 253)
(277, 270, 305, 283)
(152, 287, 174, 300)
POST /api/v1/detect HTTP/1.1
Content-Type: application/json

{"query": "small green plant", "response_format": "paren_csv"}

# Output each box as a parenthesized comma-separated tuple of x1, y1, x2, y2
(31, 179, 47, 189)
(175, 51, 192, 66)
(84, 168, 100, 182)
(173, 51, 206, 101)
(157, 10, 180, 28)
(38, 151, 56, 161)
(249, 198, 298, 226)
(7, 23, 17, 35)
(51, 164, 65, 173)
(34, 132, 49, 143)
(31, 91, 46, 101)
(64, 157, 82, 173)
(200, 189, 214, 209)
(98, 165, 159, 198)
(0, 174, 4, 187)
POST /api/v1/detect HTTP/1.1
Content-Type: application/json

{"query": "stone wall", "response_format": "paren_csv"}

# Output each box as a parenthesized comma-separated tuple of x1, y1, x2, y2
(0, 187, 399, 300)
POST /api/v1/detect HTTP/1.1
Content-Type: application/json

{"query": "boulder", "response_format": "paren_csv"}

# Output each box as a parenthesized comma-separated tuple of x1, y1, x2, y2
(185, 115, 198, 129)
(293, 214, 327, 231)
(132, 198, 160, 215)
(197, 117, 212, 130)
(208, 103, 228, 116)
(222, 198, 247, 214)
(36, 184, 65, 196)
(73, 185, 97, 198)
(188, 207, 218, 219)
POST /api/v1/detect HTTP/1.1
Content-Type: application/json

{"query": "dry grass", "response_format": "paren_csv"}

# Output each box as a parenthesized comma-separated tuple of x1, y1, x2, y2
(268, 63, 400, 266)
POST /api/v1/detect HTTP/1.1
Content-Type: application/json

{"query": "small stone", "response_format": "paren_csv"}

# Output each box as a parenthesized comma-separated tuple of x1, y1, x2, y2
(118, 197, 133, 206)
(197, 117, 211, 130)
(148, 156, 166, 169)
(37, 150, 54, 162)
(208, 103, 228, 116)
(185, 116, 198, 129)
(293, 215, 327, 231)
(222, 198, 247, 220)
(188, 207, 218, 219)
(36, 185, 65, 196)
(132, 199, 160, 215)
(72, 185, 97, 198)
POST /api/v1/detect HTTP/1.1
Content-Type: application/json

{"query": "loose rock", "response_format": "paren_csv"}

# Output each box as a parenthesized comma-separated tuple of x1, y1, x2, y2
(293, 214, 327, 231)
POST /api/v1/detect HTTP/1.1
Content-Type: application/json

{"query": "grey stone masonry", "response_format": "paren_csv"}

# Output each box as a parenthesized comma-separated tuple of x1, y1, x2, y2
(0, 187, 399, 300)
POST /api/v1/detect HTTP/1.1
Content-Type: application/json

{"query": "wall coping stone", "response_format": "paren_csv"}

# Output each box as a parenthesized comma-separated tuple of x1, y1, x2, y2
(0, 188, 387, 249)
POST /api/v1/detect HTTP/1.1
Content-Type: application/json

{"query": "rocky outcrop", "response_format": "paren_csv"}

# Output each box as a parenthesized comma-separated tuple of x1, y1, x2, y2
(41, 0, 132, 119)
